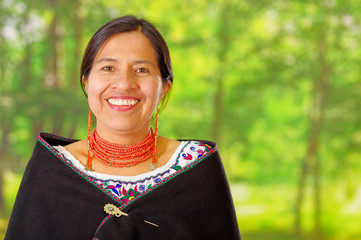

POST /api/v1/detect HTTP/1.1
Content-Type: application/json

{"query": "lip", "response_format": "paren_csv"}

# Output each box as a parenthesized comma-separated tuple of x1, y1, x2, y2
(106, 96, 140, 111)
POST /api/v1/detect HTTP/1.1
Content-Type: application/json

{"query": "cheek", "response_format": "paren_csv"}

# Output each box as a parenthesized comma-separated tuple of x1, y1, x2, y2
(87, 76, 106, 96)
(146, 82, 163, 102)
(86, 78, 108, 109)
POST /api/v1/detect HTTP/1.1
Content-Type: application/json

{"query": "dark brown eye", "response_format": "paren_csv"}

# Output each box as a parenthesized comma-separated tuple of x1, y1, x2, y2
(136, 68, 148, 73)
(102, 66, 114, 71)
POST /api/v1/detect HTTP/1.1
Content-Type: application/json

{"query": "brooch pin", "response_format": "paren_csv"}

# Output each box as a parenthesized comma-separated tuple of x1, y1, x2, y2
(104, 203, 128, 217)
(104, 203, 159, 227)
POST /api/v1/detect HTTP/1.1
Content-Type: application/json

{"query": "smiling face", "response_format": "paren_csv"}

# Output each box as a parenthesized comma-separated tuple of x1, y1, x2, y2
(84, 31, 170, 143)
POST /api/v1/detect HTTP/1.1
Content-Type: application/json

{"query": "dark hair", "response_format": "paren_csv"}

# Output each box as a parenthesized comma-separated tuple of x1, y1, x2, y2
(80, 15, 173, 110)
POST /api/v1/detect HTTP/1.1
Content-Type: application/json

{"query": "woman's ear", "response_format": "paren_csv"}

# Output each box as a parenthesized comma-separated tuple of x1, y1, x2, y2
(82, 76, 88, 93)
(162, 80, 172, 98)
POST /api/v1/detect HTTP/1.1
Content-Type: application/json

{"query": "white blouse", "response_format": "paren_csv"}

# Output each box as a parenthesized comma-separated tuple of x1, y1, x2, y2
(54, 140, 208, 203)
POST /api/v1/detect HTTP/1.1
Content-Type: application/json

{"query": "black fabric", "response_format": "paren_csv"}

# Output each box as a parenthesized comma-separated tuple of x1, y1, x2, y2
(5, 133, 241, 240)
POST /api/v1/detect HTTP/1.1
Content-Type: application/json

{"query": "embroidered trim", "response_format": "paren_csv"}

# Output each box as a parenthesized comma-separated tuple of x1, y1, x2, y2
(39, 133, 76, 143)
(94, 214, 113, 236)
(55, 141, 207, 203)
(37, 132, 218, 209)
(37, 134, 121, 203)
(54, 141, 190, 183)
(120, 141, 216, 210)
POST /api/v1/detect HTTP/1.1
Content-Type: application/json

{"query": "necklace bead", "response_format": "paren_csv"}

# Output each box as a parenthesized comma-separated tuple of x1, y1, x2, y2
(89, 128, 157, 168)
(86, 108, 160, 170)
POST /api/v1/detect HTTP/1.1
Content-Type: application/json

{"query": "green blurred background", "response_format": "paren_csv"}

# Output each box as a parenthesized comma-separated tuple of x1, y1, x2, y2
(1, 0, 361, 239)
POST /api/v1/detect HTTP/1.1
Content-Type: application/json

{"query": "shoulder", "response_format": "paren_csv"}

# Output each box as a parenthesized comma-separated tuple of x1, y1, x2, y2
(162, 139, 219, 167)
(178, 139, 217, 153)
(158, 137, 217, 165)
(62, 138, 88, 166)
(63, 138, 87, 154)
(158, 136, 180, 153)
(156, 136, 181, 167)
(35, 132, 84, 161)
(184, 140, 219, 160)
(38, 132, 77, 147)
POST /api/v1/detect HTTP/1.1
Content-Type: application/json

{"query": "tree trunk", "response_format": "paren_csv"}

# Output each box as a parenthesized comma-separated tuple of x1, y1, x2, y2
(46, 2, 65, 135)
(67, 0, 84, 139)
(294, 12, 331, 239)
(44, 0, 61, 90)
(0, 126, 11, 214)
(312, 31, 331, 240)
(212, 1, 231, 144)
(72, 0, 83, 89)
(294, 153, 309, 234)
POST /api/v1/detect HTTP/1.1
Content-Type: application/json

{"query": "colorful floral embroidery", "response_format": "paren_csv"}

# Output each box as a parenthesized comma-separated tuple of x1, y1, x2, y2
(121, 186, 140, 203)
(173, 165, 182, 171)
(54, 140, 210, 204)
(105, 183, 122, 197)
(182, 153, 193, 160)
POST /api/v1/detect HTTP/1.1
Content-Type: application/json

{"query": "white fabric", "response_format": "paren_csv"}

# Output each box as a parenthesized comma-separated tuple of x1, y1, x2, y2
(53, 141, 207, 201)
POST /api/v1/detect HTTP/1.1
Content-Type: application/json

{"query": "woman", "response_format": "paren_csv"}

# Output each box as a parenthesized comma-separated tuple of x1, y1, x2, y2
(6, 15, 240, 239)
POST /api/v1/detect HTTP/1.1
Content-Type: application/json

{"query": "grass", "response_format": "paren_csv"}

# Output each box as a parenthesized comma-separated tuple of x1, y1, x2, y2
(0, 170, 22, 239)
(0, 217, 7, 239)
(230, 183, 361, 240)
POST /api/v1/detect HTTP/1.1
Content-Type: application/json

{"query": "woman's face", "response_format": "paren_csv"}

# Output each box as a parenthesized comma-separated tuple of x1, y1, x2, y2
(84, 31, 170, 140)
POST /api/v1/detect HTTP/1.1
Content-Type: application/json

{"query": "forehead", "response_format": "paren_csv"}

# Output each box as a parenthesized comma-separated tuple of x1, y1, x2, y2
(94, 31, 158, 63)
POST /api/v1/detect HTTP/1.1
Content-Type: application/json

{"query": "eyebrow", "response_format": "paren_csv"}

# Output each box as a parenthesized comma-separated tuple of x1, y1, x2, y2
(95, 58, 157, 68)
(132, 60, 157, 68)
(95, 58, 118, 64)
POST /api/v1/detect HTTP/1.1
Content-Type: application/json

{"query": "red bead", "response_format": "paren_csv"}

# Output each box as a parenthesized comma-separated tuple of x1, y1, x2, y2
(89, 128, 157, 168)
(86, 108, 160, 169)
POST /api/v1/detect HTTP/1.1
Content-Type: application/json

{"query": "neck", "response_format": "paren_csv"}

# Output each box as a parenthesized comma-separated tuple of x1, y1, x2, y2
(95, 124, 151, 145)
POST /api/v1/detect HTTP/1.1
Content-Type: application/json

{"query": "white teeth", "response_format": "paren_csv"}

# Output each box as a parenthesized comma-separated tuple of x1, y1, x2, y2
(108, 98, 139, 106)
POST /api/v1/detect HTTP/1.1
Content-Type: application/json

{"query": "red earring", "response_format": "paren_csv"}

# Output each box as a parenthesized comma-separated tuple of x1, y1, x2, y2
(150, 108, 160, 170)
(86, 108, 93, 171)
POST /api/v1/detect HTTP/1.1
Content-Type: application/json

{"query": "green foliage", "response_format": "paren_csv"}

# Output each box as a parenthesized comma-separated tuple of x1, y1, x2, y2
(1, 0, 361, 239)
(234, 183, 361, 240)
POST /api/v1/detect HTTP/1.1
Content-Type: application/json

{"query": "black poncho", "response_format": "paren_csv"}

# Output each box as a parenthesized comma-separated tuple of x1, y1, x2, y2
(6, 133, 241, 239)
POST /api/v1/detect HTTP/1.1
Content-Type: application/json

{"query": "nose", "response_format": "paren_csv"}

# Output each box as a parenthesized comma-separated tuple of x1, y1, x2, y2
(111, 68, 136, 91)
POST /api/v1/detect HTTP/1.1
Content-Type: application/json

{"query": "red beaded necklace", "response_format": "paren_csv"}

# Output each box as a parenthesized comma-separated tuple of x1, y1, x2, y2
(89, 128, 156, 168)
(86, 109, 159, 170)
